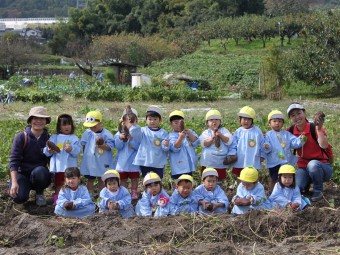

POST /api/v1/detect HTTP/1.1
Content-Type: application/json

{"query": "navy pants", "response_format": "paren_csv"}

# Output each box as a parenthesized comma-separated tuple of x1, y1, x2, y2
(9, 166, 51, 204)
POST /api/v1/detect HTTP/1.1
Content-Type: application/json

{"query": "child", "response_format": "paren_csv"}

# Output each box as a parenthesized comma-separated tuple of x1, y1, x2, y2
(168, 110, 200, 179)
(44, 113, 82, 205)
(231, 166, 271, 214)
(193, 168, 229, 214)
(114, 106, 142, 199)
(54, 167, 96, 218)
(98, 169, 134, 218)
(135, 172, 170, 217)
(200, 109, 233, 181)
(269, 164, 309, 211)
(227, 106, 265, 177)
(262, 110, 306, 192)
(80, 110, 115, 196)
(133, 106, 169, 179)
(169, 174, 198, 215)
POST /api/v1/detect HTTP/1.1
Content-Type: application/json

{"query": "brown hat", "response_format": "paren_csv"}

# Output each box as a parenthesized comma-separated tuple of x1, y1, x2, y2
(27, 106, 51, 124)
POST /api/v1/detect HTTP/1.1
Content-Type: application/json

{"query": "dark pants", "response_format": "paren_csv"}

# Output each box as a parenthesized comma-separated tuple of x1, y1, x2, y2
(140, 166, 164, 179)
(9, 166, 51, 204)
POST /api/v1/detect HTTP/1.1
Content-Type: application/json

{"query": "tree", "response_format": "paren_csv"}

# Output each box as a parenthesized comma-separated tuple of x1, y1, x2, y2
(0, 33, 36, 79)
(264, 0, 309, 16)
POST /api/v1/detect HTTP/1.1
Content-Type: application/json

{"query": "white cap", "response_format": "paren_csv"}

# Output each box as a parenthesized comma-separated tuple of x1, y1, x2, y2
(146, 105, 162, 116)
(287, 103, 305, 117)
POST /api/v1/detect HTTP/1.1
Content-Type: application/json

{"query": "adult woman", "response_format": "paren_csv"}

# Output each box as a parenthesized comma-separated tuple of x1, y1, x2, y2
(287, 102, 333, 202)
(9, 106, 51, 206)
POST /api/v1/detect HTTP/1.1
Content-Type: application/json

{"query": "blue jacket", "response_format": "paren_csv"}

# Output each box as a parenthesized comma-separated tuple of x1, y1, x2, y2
(135, 189, 170, 217)
(193, 184, 229, 214)
(54, 185, 96, 218)
(169, 189, 198, 215)
(269, 183, 307, 210)
(168, 129, 199, 175)
(98, 186, 134, 218)
(231, 182, 271, 214)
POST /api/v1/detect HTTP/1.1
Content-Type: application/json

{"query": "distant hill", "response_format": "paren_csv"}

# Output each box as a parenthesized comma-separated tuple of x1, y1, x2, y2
(0, 0, 78, 18)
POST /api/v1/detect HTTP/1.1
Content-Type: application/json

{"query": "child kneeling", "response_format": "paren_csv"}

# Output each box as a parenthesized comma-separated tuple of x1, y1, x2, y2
(55, 167, 96, 218)
(193, 168, 229, 214)
(169, 174, 198, 215)
(231, 167, 271, 214)
(98, 169, 134, 218)
(269, 164, 309, 211)
(135, 172, 170, 217)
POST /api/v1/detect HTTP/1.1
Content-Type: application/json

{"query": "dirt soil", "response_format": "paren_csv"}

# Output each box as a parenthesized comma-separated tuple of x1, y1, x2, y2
(0, 181, 339, 255)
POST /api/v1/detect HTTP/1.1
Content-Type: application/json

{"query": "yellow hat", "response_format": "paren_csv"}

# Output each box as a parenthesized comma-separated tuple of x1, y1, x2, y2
(143, 172, 161, 186)
(169, 110, 185, 120)
(83, 111, 102, 127)
(268, 110, 285, 121)
(278, 164, 296, 174)
(101, 169, 120, 182)
(238, 106, 255, 119)
(202, 167, 219, 180)
(205, 109, 222, 121)
(238, 167, 258, 182)
(176, 174, 194, 184)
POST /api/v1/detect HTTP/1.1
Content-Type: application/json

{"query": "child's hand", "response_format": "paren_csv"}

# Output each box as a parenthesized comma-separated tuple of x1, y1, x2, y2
(119, 133, 128, 141)
(163, 139, 170, 147)
(234, 197, 250, 206)
(204, 202, 213, 211)
(64, 201, 74, 210)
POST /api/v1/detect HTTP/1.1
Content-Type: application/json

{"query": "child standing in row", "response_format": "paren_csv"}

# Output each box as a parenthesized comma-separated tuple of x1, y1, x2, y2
(55, 167, 96, 218)
(114, 106, 142, 199)
(269, 164, 309, 211)
(44, 114, 82, 205)
(262, 110, 305, 192)
(193, 168, 229, 214)
(133, 106, 169, 179)
(98, 169, 134, 218)
(169, 174, 198, 215)
(231, 167, 271, 214)
(200, 109, 233, 181)
(228, 106, 265, 177)
(81, 110, 115, 196)
(135, 172, 170, 217)
(168, 110, 200, 179)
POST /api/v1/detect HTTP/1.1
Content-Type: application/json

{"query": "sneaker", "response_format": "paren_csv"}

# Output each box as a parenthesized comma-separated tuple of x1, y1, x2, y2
(311, 192, 323, 202)
(131, 189, 138, 200)
(53, 193, 58, 206)
(36, 194, 47, 206)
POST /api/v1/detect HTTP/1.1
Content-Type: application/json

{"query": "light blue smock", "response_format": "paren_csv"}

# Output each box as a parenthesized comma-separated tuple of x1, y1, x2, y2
(135, 189, 170, 217)
(200, 127, 233, 168)
(98, 186, 134, 218)
(114, 125, 142, 172)
(168, 129, 199, 175)
(193, 184, 229, 214)
(43, 134, 82, 173)
(231, 182, 272, 214)
(54, 185, 96, 218)
(80, 128, 115, 177)
(133, 127, 169, 168)
(269, 183, 307, 210)
(168, 189, 198, 215)
(228, 125, 264, 169)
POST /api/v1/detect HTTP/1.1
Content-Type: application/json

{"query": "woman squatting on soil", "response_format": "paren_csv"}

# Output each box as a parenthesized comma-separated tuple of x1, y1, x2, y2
(287, 102, 333, 202)
(9, 106, 52, 206)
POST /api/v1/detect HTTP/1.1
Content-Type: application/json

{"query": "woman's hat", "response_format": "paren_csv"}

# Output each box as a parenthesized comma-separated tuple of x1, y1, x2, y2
(101, 169, 120, 182)
(287, 103, 305, 117)
(83, 111, 102, 127)
(202, 167, 219, 180)
(27, 106, 51, 124)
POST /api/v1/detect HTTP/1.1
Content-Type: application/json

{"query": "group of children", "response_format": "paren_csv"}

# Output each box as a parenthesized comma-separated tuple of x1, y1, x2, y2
(44, 105, 310, 218)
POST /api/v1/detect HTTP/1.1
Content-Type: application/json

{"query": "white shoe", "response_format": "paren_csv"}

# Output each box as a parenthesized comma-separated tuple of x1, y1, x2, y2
(36, 194, 47, 206)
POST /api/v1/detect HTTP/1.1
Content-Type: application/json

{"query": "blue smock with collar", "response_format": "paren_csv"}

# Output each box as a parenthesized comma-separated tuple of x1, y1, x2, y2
(269, 183, 307, 210)
(135, 189, 170, 217)
(168, 189, 198, 215)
